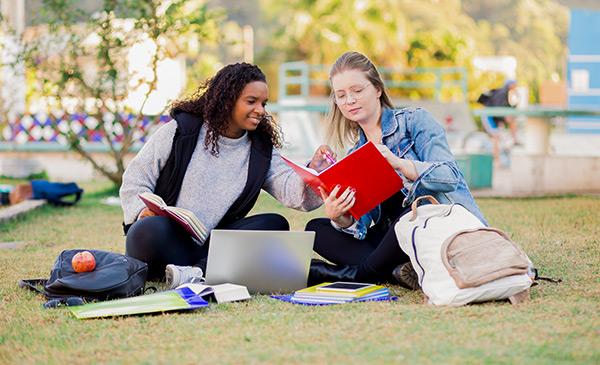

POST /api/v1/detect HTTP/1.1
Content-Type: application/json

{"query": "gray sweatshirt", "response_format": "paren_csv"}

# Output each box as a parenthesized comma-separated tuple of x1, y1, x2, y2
(120, 121, 322, 230)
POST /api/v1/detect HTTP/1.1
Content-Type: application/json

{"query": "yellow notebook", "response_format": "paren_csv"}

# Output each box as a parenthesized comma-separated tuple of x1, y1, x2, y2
(295, 282, 385, 298)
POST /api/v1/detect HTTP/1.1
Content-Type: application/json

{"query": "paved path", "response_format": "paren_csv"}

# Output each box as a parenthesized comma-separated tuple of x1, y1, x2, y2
(0, 199, 47, 223)
(0, 241, 25, 249)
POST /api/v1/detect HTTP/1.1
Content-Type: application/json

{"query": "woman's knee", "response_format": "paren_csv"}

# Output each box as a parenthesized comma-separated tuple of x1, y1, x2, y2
(236, 213, 290, 231)
(125, 216, 172, 259)
(304, 217, 330, 232)
(262, 213, 290, 230)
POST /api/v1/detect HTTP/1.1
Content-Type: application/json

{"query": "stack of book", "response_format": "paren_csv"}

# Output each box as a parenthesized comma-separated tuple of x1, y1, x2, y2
(290, 282, 391, 305)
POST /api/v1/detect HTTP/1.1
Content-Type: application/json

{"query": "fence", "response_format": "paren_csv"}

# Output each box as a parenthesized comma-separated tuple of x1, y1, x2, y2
(0, 112, 170, 152)
(278, 61, 468, 101)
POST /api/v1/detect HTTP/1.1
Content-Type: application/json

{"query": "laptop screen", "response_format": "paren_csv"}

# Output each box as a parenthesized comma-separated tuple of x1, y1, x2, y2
(205, 230, 315, 294)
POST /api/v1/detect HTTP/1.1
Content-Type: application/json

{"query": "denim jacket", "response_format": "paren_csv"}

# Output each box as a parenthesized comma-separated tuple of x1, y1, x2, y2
(335, 107, 488, 240)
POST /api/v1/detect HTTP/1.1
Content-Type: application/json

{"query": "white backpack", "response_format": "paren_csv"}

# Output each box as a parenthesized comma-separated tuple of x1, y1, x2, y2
(394, 196, 533, 306)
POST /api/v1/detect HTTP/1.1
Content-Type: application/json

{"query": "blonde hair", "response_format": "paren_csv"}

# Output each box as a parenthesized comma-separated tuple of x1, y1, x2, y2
(327, 51, 394, 151)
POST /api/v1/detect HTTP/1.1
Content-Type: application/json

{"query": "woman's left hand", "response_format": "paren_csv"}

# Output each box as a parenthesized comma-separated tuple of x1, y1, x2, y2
(376, 144, 418, 181)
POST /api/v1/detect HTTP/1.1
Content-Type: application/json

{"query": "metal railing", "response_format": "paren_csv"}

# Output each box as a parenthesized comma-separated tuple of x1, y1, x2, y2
(278, 61, 468, 101)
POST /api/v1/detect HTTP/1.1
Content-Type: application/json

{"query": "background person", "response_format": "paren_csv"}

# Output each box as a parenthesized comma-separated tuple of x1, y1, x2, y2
(477, 80, 521, 162)
(120, 63, 330, 283)
(306, 51, 487, 288)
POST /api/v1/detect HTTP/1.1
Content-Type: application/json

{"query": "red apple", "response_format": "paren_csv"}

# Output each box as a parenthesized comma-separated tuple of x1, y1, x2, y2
(72, 251, 96, 273)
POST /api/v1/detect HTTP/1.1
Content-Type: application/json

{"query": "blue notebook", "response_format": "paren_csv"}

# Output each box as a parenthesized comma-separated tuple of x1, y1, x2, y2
(271, 294, 398, 306)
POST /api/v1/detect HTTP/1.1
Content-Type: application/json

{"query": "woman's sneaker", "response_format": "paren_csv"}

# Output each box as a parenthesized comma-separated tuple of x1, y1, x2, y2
(392, 262, 420, 290)
(165, 264, 204, 289)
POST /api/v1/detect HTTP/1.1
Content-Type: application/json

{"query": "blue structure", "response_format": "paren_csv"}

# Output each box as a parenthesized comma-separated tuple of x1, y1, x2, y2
(567, 9, 600, 133)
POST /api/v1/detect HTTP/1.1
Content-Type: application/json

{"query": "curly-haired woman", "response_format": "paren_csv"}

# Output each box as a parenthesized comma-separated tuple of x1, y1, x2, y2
(120, 63, 330, 284)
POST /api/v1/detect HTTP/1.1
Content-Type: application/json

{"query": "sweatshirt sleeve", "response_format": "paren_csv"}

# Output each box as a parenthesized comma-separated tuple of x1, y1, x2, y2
(262, 149, 323, 211)
(119, 121, 178, 224)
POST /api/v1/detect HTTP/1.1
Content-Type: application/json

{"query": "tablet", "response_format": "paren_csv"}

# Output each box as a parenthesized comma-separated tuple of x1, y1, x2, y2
(315, 282, 375, 293)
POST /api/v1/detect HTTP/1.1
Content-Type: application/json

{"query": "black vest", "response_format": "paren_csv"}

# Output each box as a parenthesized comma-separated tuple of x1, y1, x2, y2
(123, 111, 273, 234)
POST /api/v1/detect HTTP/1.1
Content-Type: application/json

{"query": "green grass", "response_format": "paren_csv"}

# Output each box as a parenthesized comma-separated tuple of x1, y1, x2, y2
(0, 181, 599, 364)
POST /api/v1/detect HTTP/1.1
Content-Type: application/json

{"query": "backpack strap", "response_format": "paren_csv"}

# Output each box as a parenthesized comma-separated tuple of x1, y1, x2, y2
(154, 111, 203, 207)
(533, 268, 562, 283)
(19, 279, 50, 297)
(19, 279, 87, 307)
(50, 189, 83, 206)
(18, 279, 77, 300)
(409, 195, 440, 221)
(123, 112, 202, 235)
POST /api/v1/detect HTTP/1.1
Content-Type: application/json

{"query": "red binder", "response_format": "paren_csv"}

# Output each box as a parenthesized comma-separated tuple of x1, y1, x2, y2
(282, 142, 403, 219)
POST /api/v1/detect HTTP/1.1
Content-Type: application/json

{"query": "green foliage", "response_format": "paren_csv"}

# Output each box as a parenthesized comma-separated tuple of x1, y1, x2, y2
(258, 0, 409, 66)
(0, 171, 48, 181)
(4, 0, 224, 187)
(464, 0, 568, 102)
(258, 0, 569, 103)
(25, 171, 50, 181)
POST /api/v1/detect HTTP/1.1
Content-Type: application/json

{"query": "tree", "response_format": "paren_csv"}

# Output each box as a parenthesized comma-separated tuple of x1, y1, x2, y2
(258, 0, 410, 66)
(4, 0, 223, 187)
(258, 0, 569, 103)
(463, 0, 569, 101)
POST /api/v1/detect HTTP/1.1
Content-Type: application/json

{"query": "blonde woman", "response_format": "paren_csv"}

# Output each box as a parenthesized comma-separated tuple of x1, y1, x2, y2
(306, 52, 486, 288)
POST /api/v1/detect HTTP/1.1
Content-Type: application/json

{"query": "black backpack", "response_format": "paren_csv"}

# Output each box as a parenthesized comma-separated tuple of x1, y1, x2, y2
(20, 249, 148, 303)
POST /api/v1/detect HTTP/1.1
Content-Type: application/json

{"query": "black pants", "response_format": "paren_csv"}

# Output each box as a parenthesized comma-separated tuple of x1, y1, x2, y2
(305, 209, 411, 282)
(125, 213, 289, 280)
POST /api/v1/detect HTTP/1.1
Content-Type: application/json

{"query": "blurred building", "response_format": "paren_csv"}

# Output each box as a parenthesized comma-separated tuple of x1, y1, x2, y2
(566, 8, 600, 133)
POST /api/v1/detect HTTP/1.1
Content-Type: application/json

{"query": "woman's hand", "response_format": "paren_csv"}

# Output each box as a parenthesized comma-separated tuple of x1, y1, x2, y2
(376, 144, 418, 181)
(318, 185, 355, 228)
(308, 145, 337, 173)
(138, 207, 157, 220)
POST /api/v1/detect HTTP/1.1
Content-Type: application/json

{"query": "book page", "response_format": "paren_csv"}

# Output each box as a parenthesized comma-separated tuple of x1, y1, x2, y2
(139, 192, 208, 242)
(177, 283, 250, 303)
(167, 207, 208, 242)
(280, 156, 319, 176)
(139, 192, 169, 216)
(139, 192, 166, 207)
(177, 283, 213, 296)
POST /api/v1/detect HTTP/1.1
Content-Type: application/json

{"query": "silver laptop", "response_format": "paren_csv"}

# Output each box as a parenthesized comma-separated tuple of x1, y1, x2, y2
(205, 230, 315, 294)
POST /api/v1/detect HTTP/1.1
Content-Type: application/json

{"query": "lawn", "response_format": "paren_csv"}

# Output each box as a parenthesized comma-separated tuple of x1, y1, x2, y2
(0, 180, 598, 364)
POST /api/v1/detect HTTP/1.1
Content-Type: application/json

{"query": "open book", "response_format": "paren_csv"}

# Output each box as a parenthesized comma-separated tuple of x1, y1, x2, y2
(178, 283, 251, 304)
(139, 192, 208, 244)
(282, 141, 403, 219)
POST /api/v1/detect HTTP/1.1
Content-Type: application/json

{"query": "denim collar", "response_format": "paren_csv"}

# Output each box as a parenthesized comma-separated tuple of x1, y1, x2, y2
(357, 107, 398, 145)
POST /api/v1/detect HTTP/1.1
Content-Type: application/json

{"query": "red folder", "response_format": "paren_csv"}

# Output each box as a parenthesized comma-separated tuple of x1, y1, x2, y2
(282, 142, 403, 219)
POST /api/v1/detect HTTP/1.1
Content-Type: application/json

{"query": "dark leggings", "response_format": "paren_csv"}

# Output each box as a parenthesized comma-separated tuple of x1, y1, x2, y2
(305, 207, 411, 283)
(125, 213, 289, 280)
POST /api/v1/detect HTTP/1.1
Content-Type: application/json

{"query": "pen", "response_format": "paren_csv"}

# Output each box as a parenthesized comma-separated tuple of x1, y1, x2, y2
(323, 151, 336, 165)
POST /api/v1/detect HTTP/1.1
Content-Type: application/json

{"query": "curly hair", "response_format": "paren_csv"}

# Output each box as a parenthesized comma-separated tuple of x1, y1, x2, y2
(169, 63, 283, 156)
